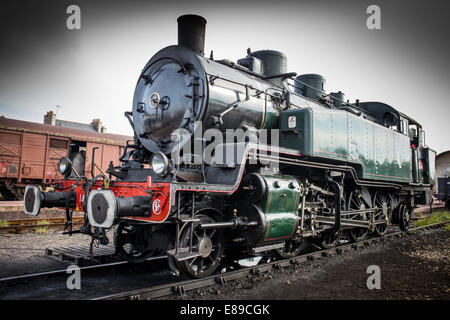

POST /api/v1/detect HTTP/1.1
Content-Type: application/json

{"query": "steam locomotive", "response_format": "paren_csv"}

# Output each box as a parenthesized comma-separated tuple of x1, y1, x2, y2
(24, 15, 435, 278)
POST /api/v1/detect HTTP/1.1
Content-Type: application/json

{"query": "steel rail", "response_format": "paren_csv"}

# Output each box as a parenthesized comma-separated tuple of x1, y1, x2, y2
(0, 255, 167, 284)
(93, 221, 450, 300)
(0, 217, 84, 233)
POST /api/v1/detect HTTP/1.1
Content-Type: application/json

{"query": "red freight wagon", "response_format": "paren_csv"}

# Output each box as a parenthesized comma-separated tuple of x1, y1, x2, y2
(0, 117, 131, 200)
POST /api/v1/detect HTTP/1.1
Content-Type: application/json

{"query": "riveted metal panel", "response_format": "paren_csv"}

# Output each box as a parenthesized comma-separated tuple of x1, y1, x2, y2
(363, 120, 375, 175)
(394, 133, 411, 180)
(367, 122, 410, 182)
(280, 105, 411, 183)
(312, 109, 349, 160)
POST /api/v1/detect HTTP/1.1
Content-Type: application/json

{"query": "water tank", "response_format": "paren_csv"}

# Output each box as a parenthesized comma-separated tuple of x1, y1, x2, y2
(250, 50, 287, 77)
(294, 74, 325, 100)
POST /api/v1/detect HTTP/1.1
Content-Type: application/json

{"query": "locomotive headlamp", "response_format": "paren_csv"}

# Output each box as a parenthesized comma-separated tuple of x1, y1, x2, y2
(58, 157, 72, 176)
(151, 152, 169, 176)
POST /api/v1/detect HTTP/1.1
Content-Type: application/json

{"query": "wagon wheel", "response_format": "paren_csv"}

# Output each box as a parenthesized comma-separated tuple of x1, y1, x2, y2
(275, 237, 308, 258)
(0, 186, 16, 200)
(347, 191, 370, 242)
(114, 223, 155, 263)
(398, 204, 411, 233)
(177, 215, 224, 278)
(12, 187, 24, 200)
(372, 191, 391, 236)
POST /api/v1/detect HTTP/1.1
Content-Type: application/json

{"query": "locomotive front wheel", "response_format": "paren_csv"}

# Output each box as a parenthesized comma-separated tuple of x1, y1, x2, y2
(177, 215, 224, 278)
(114, 223, 155, 263)
(275, 237, 308, 258)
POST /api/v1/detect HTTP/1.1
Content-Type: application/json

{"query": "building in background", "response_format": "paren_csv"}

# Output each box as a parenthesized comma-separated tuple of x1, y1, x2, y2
(44, 111, 106, 133)
(0, 112, 131, 200)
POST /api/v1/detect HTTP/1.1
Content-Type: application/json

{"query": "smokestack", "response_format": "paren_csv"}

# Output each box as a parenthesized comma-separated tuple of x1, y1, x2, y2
(177, 14, 207, 56)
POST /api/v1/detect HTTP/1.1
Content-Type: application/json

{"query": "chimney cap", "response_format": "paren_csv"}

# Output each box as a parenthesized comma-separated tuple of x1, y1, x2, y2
(177, 14, 207, 25)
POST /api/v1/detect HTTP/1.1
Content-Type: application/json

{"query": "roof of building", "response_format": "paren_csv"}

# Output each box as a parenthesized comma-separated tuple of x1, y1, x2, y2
(0, 116, 132, 146)
(55, 119, 99, 132)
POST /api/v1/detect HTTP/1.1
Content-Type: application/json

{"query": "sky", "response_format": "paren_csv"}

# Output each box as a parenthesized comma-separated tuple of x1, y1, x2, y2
(0, 0, 449, 153)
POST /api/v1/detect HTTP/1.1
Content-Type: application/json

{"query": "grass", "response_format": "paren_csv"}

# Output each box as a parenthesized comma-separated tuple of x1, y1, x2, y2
(414, 210, 450, 228)
(36, 220, 50, 226)
(34, 220, 51, 233)
(34, 226, 48, 234)
(0, 220, 8, 227)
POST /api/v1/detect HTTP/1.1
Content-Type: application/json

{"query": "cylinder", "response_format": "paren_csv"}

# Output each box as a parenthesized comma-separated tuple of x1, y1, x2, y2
(177, 14, 207, 56)
(294, 74, 325, 100)
(250, 50, 287, 77)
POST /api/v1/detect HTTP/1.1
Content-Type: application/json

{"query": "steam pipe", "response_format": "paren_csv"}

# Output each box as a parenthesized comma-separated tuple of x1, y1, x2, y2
(200, 219, 258, 229)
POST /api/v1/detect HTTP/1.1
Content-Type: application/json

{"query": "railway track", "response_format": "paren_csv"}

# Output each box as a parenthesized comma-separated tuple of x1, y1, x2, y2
(1, 221, 447, 299)
(0, 216, 84, 233)
(0, 255, 166, 284)
(93, 221, 450, 300)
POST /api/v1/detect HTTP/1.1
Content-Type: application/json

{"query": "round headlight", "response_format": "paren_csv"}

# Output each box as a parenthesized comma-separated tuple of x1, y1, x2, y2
(151, 152, 169, 176)
(58, 157, 72, 176)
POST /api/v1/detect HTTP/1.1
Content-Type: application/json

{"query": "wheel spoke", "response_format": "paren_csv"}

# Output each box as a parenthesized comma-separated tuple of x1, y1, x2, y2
(208, 229, 216, 239)
(198, 258, 204, 271)
(189, 256, 198, 266)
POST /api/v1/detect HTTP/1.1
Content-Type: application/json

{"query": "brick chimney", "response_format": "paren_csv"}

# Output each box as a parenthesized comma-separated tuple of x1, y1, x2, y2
(91, 118, 106, 133)
(44, 111, 56, 125)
